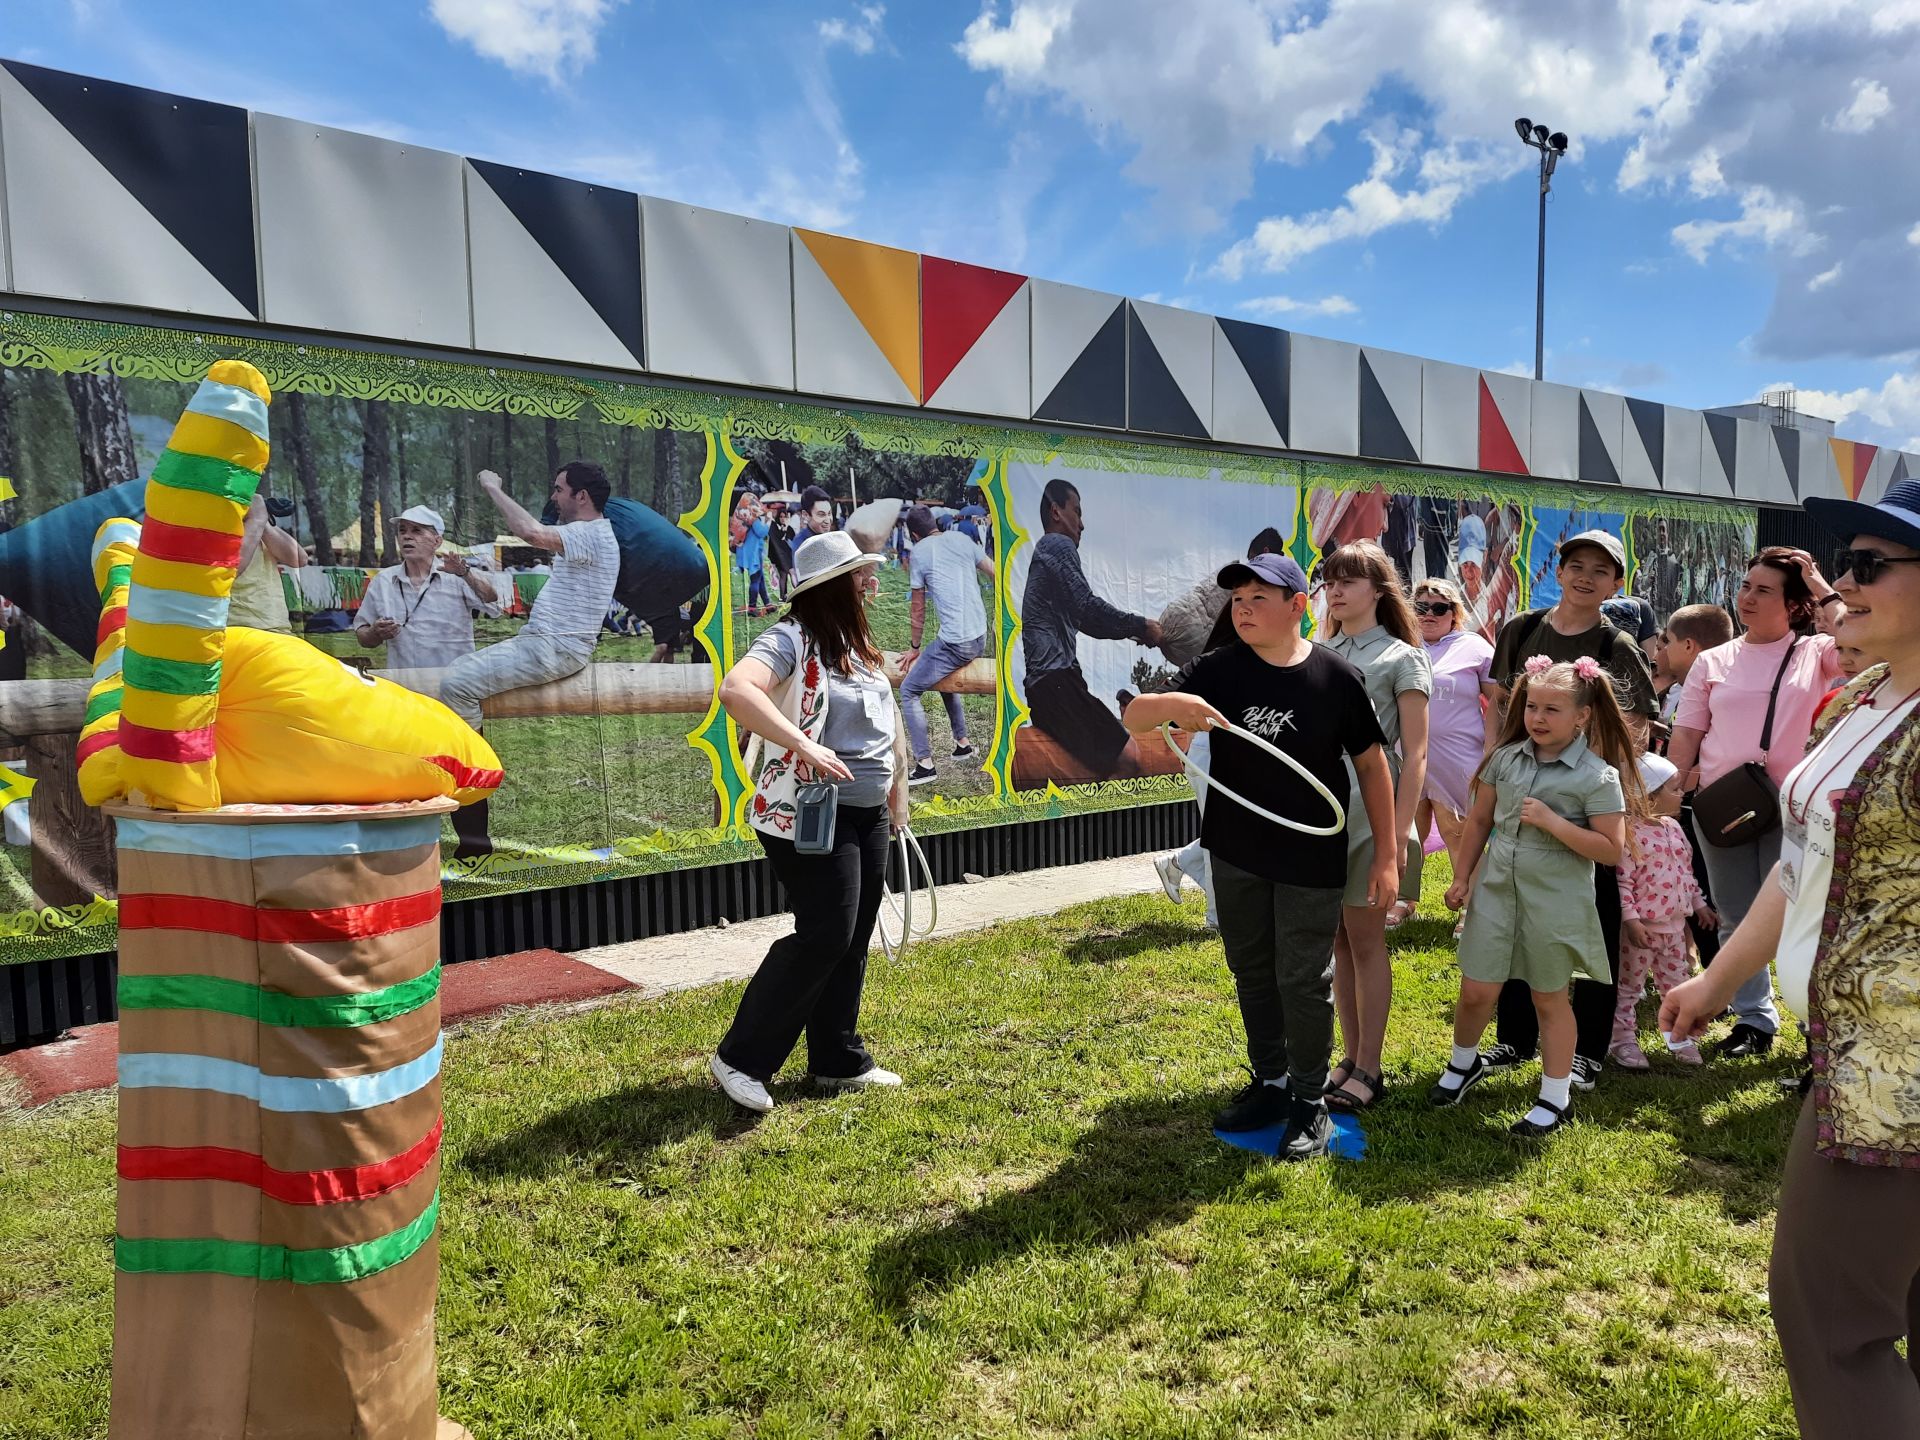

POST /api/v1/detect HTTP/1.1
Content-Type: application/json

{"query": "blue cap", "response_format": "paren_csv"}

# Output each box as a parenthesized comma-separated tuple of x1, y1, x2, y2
(1217, 552, 1309, 593)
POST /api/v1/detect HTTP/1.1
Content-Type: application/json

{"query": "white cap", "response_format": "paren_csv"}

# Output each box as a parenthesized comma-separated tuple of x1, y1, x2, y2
(1637, 752, 1679, 793)
(396, 505, 445, 535)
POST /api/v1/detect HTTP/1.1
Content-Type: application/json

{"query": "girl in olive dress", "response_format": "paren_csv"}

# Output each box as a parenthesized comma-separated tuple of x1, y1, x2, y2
(1429, 657, 1648, 1136)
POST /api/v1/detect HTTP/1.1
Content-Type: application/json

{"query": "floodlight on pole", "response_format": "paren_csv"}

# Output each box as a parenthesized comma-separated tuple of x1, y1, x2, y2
(1515, 117, 1571, 381)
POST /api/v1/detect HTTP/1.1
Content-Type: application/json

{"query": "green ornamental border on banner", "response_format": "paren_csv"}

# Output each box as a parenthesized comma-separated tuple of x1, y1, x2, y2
(0, 310, 1755, 963)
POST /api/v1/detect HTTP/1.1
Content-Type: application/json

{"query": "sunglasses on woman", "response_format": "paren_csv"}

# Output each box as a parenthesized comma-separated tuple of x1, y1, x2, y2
(1833, 548, 1920, 586)
(1412, 600, 1454, 617)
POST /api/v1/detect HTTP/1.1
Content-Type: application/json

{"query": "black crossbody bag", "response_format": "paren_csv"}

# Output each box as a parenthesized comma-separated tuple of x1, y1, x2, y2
(1690, 636, 1798, 849)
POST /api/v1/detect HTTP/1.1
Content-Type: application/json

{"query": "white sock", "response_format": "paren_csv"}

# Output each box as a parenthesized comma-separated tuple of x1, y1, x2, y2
(1263, 1075, 1289, 1090)
(1525, 1073, 1572, 1127)
(1435, 1043, 1479, 1092)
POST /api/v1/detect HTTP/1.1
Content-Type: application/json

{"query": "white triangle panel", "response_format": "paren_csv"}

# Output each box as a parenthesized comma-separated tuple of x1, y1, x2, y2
(1289, 333, 1359, 457)
(1031, 279, 1122, 402)
(1419, 360, 1478, 471)
(1130, 299, 1213, 436)
(1211, 321, 1283, 449)
(926, 280, 1029, 418)
(792, 238, 914, 406)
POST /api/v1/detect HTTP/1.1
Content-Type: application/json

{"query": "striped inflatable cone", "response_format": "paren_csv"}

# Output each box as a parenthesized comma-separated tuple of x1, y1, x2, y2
(109, 800, 455, 1439)
(77, 518, 141, 805)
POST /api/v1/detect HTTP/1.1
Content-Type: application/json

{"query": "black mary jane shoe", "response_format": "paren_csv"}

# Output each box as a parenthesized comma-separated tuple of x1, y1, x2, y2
(1427, 1054, 1489, 1107)
(1508, 1097, 1570, 1138)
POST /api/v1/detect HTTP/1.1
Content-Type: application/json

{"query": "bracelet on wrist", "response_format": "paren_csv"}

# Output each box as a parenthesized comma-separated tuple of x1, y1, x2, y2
(1818, 592, 1843, 607)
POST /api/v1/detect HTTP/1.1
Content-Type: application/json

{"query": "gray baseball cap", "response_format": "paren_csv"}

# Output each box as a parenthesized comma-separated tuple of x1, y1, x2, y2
(1557, 528, 1625, 573)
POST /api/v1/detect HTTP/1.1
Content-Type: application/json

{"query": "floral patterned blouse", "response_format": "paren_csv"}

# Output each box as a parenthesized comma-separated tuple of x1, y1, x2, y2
(1802, 665, 1920, 1167)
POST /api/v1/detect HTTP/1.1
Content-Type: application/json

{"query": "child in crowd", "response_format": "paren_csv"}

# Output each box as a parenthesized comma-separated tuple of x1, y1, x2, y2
(1610, 752, 1718, 1070)
(1431, 657, 1643, 1136)
(1815, 642, 1877, 723)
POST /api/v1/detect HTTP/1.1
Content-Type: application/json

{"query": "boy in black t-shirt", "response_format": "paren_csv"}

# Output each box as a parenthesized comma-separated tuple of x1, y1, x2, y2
(1124, 554, 1397, 1160)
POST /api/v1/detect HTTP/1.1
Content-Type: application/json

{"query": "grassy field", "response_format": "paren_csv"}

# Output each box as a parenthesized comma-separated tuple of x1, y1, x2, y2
(0, 862, 1800, 1439)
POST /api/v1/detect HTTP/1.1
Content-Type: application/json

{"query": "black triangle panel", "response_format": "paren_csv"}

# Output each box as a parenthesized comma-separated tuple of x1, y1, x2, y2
(469, 158, 644, 364)
(1036, 302, 1126, 430)
(1357, 353, 1418, 462)
(1216, 317, 1288, 444)
(1705, 413, 1739, 486)
(1577, 396, 1621, 485)
(1125, 307, 1206, 438)
(5, 61, 258, 315)
(1891, 453, 1910, 486)
(1772, 425, 1801, 498)
(1626, 397, 1664, 481)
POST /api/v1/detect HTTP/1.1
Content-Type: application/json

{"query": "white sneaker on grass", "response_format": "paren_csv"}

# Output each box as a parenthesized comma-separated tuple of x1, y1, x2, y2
(710, 1054, 772, 1113)
(813, 1066, 903, 1092)
(1152, 853, 1186, 905)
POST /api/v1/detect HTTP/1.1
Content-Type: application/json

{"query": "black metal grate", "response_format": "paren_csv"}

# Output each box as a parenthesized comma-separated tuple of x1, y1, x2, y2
(1, 802, 1198, 1051)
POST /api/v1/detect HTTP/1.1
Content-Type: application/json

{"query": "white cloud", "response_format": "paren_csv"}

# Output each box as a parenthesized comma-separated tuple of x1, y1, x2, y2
(1828, 78, 1892, 134)
(1771, 369, 1920, 449)
(428, 0, 622, 82)
(1809, 262, 1845, 291)
(1237, 293, 1358, 318)
(819, 4, 888, 55)
(1214, 124, 1514, 278)
(1909, 221, 1920, 247)
(1671, 185, 1812, 262)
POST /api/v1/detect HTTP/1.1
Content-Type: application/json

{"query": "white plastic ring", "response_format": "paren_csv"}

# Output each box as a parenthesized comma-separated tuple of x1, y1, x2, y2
(1160, 720, 1346, 836)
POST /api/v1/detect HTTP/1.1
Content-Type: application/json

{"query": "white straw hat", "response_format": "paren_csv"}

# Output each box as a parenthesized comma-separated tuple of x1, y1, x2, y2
(395, 505, 445, 535)
(788, 529, 881, 597)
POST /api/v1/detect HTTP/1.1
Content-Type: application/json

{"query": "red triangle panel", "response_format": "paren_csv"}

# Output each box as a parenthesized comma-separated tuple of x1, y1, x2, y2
(1851, 443, 1878, 500)
(1478, 376, 1527, 475)
(921, 256, 1026, 402)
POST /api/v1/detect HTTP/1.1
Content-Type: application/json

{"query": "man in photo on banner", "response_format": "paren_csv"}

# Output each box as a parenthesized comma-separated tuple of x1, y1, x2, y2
(791, 484, 837, 557)
(355, 505, 503, 672)
(440, 461, 620, 730)
(1020, 477, 1163, 778)
(899, 505, 993, 786)
(1122, 553, 1396, 1161)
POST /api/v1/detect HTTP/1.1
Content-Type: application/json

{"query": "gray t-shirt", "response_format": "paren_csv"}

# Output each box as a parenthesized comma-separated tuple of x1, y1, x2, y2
(746, 624, 896, 807)
(909, 530, 988, 644)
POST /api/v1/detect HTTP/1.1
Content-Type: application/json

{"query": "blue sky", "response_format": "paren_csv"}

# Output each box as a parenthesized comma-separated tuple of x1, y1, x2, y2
(5, 0, 1917, 446)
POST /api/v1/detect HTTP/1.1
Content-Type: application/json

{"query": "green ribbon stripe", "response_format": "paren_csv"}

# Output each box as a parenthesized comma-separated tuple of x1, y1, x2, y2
(117, 1189, 439, 1284)
(150, 448, 261, 506)
(83, 689, 124, 726)
(117, 964, 441, 1028)
(99, 563, 132, 605)
(121, 650, 222, 698)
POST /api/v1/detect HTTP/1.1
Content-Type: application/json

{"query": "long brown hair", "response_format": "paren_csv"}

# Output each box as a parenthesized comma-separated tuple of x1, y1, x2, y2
(787, 570, 883, 676)
(1477, 662, 1652, 821)
(1322, 539, 1419, 646)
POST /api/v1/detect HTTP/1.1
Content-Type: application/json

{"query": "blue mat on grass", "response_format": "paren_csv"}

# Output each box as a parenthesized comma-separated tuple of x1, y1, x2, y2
(1214, 1111, 1367, 1160)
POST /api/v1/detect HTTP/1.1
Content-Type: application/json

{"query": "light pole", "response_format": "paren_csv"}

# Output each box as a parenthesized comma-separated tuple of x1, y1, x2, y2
(1514, 118, 1569, 382)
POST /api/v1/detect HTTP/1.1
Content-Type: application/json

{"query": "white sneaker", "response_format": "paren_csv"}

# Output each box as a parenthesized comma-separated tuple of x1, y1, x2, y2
(710, 1054, 773, 1113)
(1152, 853, 1186, 905)
(813, 1066, 903, 1092)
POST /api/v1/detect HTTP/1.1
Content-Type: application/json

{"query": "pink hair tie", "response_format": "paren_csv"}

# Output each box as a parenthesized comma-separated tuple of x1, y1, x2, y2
(1523, 654, 1553, 677)
(1573, 656, 1603, 681)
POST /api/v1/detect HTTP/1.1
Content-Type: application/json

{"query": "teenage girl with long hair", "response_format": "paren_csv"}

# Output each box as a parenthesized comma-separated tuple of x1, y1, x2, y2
(1318, 540, 1431, 1112)
(1430, 658, 1648, 1135)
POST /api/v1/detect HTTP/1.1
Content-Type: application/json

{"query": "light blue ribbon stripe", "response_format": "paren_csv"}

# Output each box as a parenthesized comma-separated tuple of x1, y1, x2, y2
(118, 1036, 443, 1114)
(114, 814, 444, 862)
(126, 586, 230, 632)
(93, 649, 125, 682)
(186, 379, 271, 439)
(91, 519, 143, 565)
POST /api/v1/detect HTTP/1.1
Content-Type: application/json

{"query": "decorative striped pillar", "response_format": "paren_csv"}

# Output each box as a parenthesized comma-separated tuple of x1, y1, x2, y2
(107, 799, 458, 1440)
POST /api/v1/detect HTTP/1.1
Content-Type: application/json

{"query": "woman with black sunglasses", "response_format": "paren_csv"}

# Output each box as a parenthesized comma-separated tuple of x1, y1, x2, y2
(1663, 479, 1920, 1440)
(1400, 579, 1495, 931)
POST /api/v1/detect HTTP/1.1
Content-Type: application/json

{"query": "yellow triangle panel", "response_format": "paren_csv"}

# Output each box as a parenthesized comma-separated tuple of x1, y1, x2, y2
(796, 229, 922, 401)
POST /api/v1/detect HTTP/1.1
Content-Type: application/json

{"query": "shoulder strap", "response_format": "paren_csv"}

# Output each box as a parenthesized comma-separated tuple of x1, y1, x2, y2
(1758, 635, 1801, 757)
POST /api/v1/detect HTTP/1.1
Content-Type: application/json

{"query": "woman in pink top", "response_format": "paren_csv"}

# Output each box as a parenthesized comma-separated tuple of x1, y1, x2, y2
(1392, 578, 1494, 927)
(1668, 547, 1843, 1057)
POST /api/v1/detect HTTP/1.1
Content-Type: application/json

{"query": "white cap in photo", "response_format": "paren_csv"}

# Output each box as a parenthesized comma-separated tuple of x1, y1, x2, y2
(396, 505, 445, 535)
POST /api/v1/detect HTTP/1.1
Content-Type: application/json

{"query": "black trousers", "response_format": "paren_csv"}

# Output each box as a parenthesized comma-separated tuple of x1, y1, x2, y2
(1494, 862, 1621, 1063)
(1679, 796, 1720, 966)
(717, 804, 889, 1082)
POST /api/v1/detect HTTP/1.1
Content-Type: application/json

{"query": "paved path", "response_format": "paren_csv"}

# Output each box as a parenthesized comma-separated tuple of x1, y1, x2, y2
(2, 856, 1170, 1108)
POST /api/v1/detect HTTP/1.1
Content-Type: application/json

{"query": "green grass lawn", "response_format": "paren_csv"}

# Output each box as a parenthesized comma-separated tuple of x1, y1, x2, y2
(0, 863, 1799, 1439)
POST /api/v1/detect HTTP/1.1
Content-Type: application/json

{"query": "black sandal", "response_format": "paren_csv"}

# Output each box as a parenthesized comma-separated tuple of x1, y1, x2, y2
(1326, 1055, 1358, 1093)
(1427, 1055, 1488, 1107)
(1508, 1097, 1570, 1137)
(1325, 1066, 1384, 1112)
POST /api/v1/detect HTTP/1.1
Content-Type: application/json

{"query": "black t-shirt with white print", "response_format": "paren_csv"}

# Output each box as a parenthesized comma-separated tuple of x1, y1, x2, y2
(1174, 641, 1386, 889)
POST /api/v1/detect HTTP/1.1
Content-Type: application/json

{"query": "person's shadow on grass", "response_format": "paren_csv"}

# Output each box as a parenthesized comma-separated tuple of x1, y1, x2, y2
(1062, 919, 1202, 966)
(461, 1078, 760, 1180)
(865, 1091, 1257, 1318)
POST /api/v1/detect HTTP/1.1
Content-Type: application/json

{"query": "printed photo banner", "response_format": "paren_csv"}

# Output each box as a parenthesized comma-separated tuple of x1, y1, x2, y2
(0, 312, 1756, 963)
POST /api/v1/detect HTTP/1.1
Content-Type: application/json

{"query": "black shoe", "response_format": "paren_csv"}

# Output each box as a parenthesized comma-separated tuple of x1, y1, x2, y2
(1480, 1042, 1533, 1072)
(1428, 1053, 1490, 1107)
(1509, 1097, 1570, 1138)
(906, 761, 938, 786)
(951, 742, 977, 760)
(1281, 1097, 1332, 1161)
(1715, 1023, 1775, 1059)
(1571, 1055, 1602, 1092)
(1214, 1078, 1291, 1132)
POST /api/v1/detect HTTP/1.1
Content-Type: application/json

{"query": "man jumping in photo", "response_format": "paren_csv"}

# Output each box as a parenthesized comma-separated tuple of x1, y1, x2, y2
(899, 505, 994, 785)
(1020, 478, 1163, 779)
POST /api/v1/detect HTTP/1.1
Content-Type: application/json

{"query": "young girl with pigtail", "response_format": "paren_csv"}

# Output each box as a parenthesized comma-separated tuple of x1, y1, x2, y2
(1429, 657, 1649, 1136)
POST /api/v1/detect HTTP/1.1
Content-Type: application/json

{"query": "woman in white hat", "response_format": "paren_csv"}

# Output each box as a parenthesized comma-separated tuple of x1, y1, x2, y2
(710, 531, 910, 1113)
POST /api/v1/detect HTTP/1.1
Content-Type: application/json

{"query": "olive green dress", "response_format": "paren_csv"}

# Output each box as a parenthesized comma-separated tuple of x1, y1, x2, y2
(1459, 734, 1624, 990)
(1323, 626, 1431, 907)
